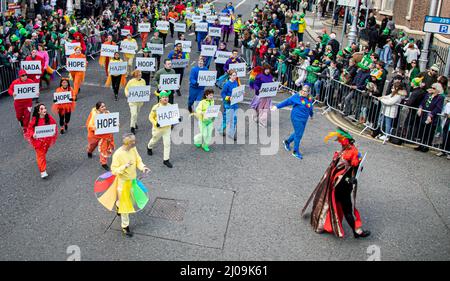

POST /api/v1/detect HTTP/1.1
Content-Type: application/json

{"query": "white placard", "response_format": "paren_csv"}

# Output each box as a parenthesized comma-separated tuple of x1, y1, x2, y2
(207, 15, 218, 24)
(208, 27, 222, 37)
(195, 22, 208, 32)
(147, 43, 164, 55)
(108, 62, 128, 75)
(201, 45, 217, 57)
(215, 51, 232, 64)
(175, 40, 192, 53)
(120, 40, 138, 54)
(135, 57, 156, 72)
(66, 58, 87, 71)
(174, 22, 186, 32)
(171, 59, 190, 69)
(258, 82, 280, 98)
(204, 105, 221, 118)
(169, 18, 176, 24)
(156, 21, 170, 31)
(198, 71, 217, 86)
(127, 86, 151, 102)
(121, 29, 131, 36)
(192, 15, 202, 24)
(185, 12, 193, 20)
(138, 23, 151, 33)
(100, 44, 118, 57)
(231, 85, 245, 105)
(95, 112, 120, 135)
(159, 74, 181, 90)
(35, 124, 56, 138)
(229, 63, 246, 77)
(65, 42, 80, 56)
(13, 83, 40, 99)
(54, 91, 72, 104)
(21, 61, 42, 74)
(156, 104, 180, 127)
(220, 16, 232, 26)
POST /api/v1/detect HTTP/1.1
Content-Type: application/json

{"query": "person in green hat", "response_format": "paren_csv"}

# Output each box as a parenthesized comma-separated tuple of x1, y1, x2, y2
(10, 34, 20, 43)
(298, 13, 307, 41)
(140, 47, 152, 85)
(290, 15, 300, 36)
(305, 60, 321, 95)
(193, 89, 216, 152)
(275, 54, 287, 81)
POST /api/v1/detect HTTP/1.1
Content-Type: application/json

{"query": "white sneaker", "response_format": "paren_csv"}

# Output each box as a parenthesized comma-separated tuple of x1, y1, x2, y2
(447, 155, 450, 160)
(41, 171, 48, 179)
(436, 152, 445, 157)
(379, 135, 388, 141)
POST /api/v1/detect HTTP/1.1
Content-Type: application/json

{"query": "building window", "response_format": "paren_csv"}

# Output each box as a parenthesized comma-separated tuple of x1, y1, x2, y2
(381, 0, 395, 13)
(406, 0, 414, 20)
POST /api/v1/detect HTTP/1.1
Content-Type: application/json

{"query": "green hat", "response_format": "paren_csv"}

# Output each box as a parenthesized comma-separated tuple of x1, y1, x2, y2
(5, 21, 11, 27)
(411, 77, 423, 87)
(300, 13, 305, 18)
(159, 90, 171, 98)
(400, 36, 408, 42)
(51, 33, 58, 40)
(313, 60, 320, 65)
(69, 27, 77, 34)
(16, 22, 23, 29)
(0, 46, 5, 52)
(338, 50, 344, 57)
(344, 46, 352, 53)
(382, 28, 389, 35)
(187, 2, 192, 7)
(0, 39, 2, 45)
(336, 127, 354, 141)
(293, 48, 302, 56)
(10, 34, 19, 43)
(19, 28, 28, 36)
(143, 47, 151, 53)
(278, 55, 286, 60)
(357, 62, 369, 70)
(326, 52, 333, 58)
(59, 33, 66, 38)
(399, 31, 404, 36)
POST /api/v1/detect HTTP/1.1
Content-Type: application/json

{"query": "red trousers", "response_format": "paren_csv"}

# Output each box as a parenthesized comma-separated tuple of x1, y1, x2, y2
(35, 147, 48, 172)
(141, 33, 149, 49)
(87, 136, 111, 165)
(14, 101, 32, 129)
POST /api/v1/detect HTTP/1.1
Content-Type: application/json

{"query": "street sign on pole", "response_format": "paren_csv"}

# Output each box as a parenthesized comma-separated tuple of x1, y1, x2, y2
(338, 0, 357, 8)
(423, 16, 450, 35)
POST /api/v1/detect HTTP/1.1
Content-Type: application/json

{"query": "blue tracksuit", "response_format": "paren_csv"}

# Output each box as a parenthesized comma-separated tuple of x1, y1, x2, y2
(277, 94, 314, 154)
(221, 79, 239, 137)
(196, 20, 209, 51)
(188, 65, 208, 110)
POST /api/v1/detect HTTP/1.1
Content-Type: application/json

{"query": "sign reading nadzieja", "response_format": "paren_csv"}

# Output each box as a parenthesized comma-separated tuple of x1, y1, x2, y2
(174, 23, 186, 32)
(215, 51, 232, 64)
(231, 85, 245, 105)
(171, 59, 190, 69)
(127, 86, 151, 103)
(159, 74, 181, 90)
(65, 42, 81, 56)
(14, 83, 40, 99)
(157, 104, 180, 127)
(120, 40, 138, 54)
(95, 112, 120, 135)
(54, 91, 72, 104)
(258, 82, 280, 98)
(100, 44, 118, 57)
(138, 23, 151, 33)
(66, 58, 87, 71)
(35, 124, 56, 139)
(175, 40, 192, 53)
(147, 43, 164, 55)
(208, 27, 222, 37)
(108, 62, 128, 75)
(198, 71, 217, 86)
(156, 21, 170, 31)
(204, 105, 221, 118)
(135, 57, 156, 72)
(195, 22, 208, 32)
(229, 63, 246, 77)
(21, 61, 42, 74)
(201, 45, 217, 57)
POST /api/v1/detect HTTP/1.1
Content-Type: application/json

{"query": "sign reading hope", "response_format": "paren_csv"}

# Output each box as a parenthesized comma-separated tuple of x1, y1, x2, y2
(65, 42, 80, 56)
(174, 23, 186, 32)
(198, 71, 217, 86)
(108, 62, 128, 75)
(171, 59, 190, 69)
(231, 85, 245, 105)
(14, 83, 40, 99)
(95, 112, 120, 135)
(258, 82, 280, 98)
(201, 45, 217, 57)
(229, 63, 246, 77)
(35, 124, 56, 139)
(156, 104, 180, 127)
(138, 23, 151, 33)
(127, 86, 151, 103)
(156, 21, 170, 31)
(159, 74, 181, 90)
(208, 27, 222, 37)
(215, 51, 232, 64)
(175, 40, 192, 53)
(135, 57, 156, 72)
(195, 22, 208, 32)
(66, 58, 87, 71)
(21, 61, 42, 74)
(120, 40, 138, 54)
(204, 105, 221, 118)
(53, 91, 72, 104)
(100, 44, 118, 57)
(147, 43, 164, 55)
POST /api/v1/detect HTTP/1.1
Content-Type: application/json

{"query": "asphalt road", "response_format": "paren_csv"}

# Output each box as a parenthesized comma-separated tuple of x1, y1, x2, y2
(0, 0, 449, 261)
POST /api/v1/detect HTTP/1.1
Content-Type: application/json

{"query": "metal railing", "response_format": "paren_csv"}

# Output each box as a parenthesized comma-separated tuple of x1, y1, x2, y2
(428, 45, 450, 76)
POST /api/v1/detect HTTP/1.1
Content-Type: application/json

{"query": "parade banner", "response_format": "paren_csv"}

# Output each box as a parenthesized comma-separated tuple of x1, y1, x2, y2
(206, 15, 218, 24)
(13, 83, 40, 99)
(174, 23, 186, 32)
(108, 62, 128, 75)
(231, 85, 245, 105)
(95, 112, 120, 135)
(21, 61, 42, 75)
(195, 22, 208, 32)
(53, 91, 72, 104)
(208, 27, 222, 37)
(65, 42, 80, 56)
(121, 29, 130, 36)
(138, 23, 151, 33)
(156, 104, 180, 127)
(201, 45, 217, 57)
(220, 16, 232, 26)
(258, 82, 280, 98)
(229, 63, 246, 77)
(171, 59, 190, 69)
(120, 40, 138, 54)
(100, 44, 118, 57)
(127, 86, 151, 103)
(185, 12, 193, 20)
(198, 71, 217, 87)
(204, 105, 221, 118)
(156, 21, 170, 31)
(135, 57, 156, 72)
(215, 51, 232, 64)
(66, 58, 87, 71)
(159, 74, 181, 91)
(175, 40, 192, 53)
(147, 43, 164, 55)
(192, 15, 202, 24)
(35, 124, 56, 139)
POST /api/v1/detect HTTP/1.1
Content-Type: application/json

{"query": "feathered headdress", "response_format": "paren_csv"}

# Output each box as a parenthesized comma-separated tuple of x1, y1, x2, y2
(249, 66, 263, 89)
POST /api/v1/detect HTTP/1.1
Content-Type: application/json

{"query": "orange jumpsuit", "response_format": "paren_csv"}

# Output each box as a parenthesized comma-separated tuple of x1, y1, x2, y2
(86, 107, 115, 165)
(52, 86, 76, 131)
(68, 53, 87, 100)
(99, 41, 117, 76)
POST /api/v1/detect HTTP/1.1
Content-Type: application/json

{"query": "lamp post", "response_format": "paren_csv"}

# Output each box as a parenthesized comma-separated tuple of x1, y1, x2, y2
(418, 0, 439, 71)
(347, 0, 360, 46)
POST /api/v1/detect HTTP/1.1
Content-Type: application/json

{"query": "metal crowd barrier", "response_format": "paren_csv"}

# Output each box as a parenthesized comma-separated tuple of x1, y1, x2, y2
(0, 62, 21, 96)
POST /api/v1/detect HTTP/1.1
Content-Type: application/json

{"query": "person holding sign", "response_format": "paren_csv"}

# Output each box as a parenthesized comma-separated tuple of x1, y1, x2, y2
(52, 78, 75, 135)
(106, 52, 127, 101)
(149, 30, 164, 70)
(141, 48, 153, 85)
(221, 70, 240, 140)
(139, 18, 151, 49)
(250, 65, 275, 128)
(122, 33, 138, 76)
(188, 57, 208, 113)
(71, 32, 87, 54)
(193, 89, 216, 152)
(68, 46, 87, 100)
(154, 59, 176, 104)
(201, 36, 215, 69)
(168, 43, 188, 97)
(168, 6, 179, 38)
(24, 103, 58, 179)
(147, 91, 178, 168)
(125, 70, 147, 135)
(196, 15, 209, 52)
(223, 49, 243, 73)
(8, 70, 35, 133)
(215, 42, 229, 79)
(86, 101, 115, 171)
(24, 49, 45, 85)
(158, 15, 169, 46)
(271, 86, 314, 160)
(99, 35, 117, 76)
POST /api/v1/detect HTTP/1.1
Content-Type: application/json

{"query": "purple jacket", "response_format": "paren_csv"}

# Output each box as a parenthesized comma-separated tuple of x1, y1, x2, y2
(254, 73, 274, 95)
(420, 94, 444, 125)
(224, 57, 242, 72)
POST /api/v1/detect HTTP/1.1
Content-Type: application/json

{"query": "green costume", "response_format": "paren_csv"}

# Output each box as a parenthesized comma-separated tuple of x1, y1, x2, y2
(194, 99, 215, 152)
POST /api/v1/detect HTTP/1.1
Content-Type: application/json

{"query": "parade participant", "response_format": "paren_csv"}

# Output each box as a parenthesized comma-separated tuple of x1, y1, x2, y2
(99, 35, 117, 76)
(211, 18, 222, 46)
(271, 85, 314, 160)
(37, 43, 51, 89)
(188, 57, 208, 113)
(25, 49, 45, 85)
(215, 42, 228, 79)
(221, 13, 232, 44)
(122, 33, 138, 76)
(141, 48, 152, 85)
(149, 30, 164, 70)
(201, 35, 215, 69)
(221, 69, 239, 141)
(139, 17, 150, 49)
(122, 20, 134, 38)
(223, 49, 242, 73)
(147, 90, 177, 168)
(110, 133, 151, 237)
(168, 6, 179, 38)
(194, 89, 216, 152)
(125, 70, 146, 134)
(68, 46, 87, 100)
(168, 42, 188, 97)
(301, 127, 371, 239)
(72, 31, 87, 54)
(250, 64, 274, 128)
(86, 101, 115, 171)
(106, 52, 127, 101)
(298, 13, 307, 42)
(24, 103, 58, 179)
(158, 14, 169, 46)
(52, 78, 75, 134)
(154, 59, 176, 104)
(196, 15, 209, 52)
(8, 70, 35, 133)
(233, 14, 243, 48)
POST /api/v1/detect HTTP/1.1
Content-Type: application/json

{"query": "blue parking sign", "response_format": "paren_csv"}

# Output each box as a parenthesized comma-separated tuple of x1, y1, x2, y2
(440, 25, 449, 33)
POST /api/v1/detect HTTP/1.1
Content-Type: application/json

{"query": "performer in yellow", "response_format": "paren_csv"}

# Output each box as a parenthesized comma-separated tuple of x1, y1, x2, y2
(122, 33, 138, 76)
(68, 46, 86, 100)
(111, 133, 150, 237)
(125, 70, 146, 134)
(193, 89, 215, 152)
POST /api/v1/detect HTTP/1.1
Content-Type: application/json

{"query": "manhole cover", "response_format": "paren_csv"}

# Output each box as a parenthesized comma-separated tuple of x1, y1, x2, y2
(147, 198, 188, 221)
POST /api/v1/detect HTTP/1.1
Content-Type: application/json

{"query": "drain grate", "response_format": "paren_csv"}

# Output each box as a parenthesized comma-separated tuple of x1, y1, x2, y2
(147, 198, 188, 221)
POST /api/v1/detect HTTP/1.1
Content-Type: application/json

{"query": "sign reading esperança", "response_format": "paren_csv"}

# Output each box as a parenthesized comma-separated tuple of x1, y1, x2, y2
(423, 16, 450, 35)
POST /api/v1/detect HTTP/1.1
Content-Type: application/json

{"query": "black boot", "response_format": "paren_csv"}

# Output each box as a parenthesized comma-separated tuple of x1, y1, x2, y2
(87, 152, 93, 158)
(114, 93, 118, 101)
(147, 148, 152, 155)
(354, 229, 371, 238)
(135, 124, 138, 130)
(122, 226, 133, 237)
(163, 160, 173, 168)
(131, 127, 136, 134)
(102, 164, 110, 171)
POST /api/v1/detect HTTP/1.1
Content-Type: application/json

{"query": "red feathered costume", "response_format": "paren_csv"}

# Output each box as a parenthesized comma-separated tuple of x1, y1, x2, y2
(25, 54, 45, 83)
(8, 70, 35, 132)
(72, 32, 87, 54)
